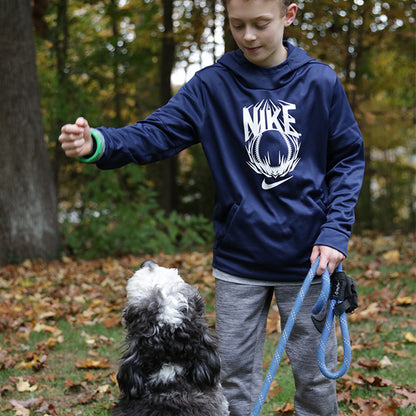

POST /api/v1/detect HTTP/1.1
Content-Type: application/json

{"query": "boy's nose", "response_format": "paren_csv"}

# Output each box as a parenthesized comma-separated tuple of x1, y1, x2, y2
(244, 28, 256, 41)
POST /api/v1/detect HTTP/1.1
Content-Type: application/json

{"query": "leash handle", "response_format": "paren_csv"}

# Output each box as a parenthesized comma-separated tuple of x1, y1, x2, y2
(317, 263, 352, 379)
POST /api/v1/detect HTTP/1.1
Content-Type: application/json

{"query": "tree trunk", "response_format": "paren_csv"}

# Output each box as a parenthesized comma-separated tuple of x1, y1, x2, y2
(159, 0, 177, 214)
(0, 0, 60, 265)
(53, 0, 68, 192)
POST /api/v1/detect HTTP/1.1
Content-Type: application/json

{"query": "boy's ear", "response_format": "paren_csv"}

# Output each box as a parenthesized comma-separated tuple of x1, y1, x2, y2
(285, 4, 297, 27)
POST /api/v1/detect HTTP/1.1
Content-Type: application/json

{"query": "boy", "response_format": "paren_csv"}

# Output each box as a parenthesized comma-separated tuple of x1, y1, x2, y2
(59, 1, 365, 414)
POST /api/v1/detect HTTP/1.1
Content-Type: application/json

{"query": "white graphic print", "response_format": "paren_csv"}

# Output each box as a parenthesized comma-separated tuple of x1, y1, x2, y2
(243, 99, 301, 190)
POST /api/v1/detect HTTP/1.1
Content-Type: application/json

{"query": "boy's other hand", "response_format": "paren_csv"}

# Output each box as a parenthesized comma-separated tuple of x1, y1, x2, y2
(310, 245, 345, 275)
(59, 117, 93, 158)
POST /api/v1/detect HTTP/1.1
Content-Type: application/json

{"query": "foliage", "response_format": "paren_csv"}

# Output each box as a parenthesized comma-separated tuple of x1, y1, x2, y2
(32, 0, 416, 249)
(0, 234, 415, 415)
(287, 0, 416, 233)
(60, 164, 214, 258)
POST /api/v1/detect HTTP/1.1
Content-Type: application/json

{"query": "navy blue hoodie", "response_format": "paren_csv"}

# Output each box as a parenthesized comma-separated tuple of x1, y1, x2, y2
(92, 42, 365, 282)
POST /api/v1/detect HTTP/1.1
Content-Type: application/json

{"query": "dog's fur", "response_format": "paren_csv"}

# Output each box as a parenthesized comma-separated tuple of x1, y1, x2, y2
(113, 261, 229, 416)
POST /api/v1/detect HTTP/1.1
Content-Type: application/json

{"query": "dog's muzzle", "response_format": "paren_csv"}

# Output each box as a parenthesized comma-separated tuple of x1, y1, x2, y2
(140, 260, 158, 271)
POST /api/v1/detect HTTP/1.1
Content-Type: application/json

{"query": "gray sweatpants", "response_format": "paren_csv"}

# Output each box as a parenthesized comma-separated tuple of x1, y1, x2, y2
(215, 278, 338, 416)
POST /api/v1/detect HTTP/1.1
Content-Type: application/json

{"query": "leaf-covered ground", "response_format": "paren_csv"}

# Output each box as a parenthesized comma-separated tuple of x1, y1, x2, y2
(0, 234, 415, 415)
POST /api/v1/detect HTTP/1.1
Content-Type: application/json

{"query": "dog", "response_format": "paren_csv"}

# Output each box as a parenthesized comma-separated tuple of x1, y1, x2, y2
(113, 260, 229, 416)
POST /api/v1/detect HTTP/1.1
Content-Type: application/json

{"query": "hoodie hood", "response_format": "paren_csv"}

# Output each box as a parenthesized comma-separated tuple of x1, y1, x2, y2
(217, 41, 315, 90)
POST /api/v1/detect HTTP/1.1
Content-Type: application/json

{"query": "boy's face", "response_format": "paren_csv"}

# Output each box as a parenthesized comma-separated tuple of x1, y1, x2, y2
(227, 0, 297, 67)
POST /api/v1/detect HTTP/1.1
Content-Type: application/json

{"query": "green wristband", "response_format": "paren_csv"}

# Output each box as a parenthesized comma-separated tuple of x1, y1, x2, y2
(76, 129, 104, 163)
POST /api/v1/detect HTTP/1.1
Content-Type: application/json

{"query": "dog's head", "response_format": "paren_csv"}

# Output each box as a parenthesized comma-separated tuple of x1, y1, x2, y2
(123, 260, 192, 329)
(117, 261, 221, 399)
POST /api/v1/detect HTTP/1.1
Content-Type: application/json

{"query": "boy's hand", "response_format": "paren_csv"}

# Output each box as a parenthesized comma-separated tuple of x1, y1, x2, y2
(59, 117, 93, 158)
(310, 245, 345, 275)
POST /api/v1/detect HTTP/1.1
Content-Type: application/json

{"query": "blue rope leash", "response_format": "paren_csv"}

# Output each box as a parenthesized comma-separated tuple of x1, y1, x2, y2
(251, 258, 351, 416)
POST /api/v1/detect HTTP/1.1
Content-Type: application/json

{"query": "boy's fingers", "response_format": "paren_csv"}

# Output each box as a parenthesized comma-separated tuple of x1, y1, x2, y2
(310, 246, 319, 263)
(60, 124, 83, 137)
(311, 245, 344, 275)
(75, 117, 88, 129)
(60, 138, 84, 154)
(316, 257, 327, 275)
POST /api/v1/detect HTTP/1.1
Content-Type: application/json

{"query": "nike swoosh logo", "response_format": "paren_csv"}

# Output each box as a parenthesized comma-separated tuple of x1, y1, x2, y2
(261, 176, 292, 190)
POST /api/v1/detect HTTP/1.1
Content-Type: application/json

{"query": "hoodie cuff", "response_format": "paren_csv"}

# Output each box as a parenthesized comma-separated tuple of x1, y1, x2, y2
(76, 128, 105, 163)
(314, 227, 350, 257)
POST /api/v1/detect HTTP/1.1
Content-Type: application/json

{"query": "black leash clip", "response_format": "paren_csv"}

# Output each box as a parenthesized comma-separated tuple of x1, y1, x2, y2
(330, 271, 358, 316)
(312, 269, 358, 333)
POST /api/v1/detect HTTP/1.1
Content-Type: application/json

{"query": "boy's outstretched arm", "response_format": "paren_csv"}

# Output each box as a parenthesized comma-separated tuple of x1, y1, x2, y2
(59, 117, 93, 158)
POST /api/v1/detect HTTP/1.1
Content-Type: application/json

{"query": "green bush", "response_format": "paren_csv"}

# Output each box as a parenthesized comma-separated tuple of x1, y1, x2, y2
(60, 164, 214, 259)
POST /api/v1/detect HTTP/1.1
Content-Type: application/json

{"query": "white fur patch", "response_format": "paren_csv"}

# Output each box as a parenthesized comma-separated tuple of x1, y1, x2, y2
(126, 264, 189, 327)
(148, 363, 184, 385)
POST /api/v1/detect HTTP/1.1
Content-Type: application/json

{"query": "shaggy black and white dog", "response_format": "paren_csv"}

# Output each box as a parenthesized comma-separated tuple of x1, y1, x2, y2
(113, 260, 229, 416)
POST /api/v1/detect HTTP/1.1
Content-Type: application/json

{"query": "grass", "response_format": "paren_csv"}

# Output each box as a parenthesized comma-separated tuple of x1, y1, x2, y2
(0, 235, 415, 415)
(260, 234, 416, 415)
(0, 319, 121, 415)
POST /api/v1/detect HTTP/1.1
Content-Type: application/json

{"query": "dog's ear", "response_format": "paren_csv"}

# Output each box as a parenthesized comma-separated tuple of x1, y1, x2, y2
(186, 291, 222, 387)
(117, 358, 145, 399)
(190, 333, 221, 387)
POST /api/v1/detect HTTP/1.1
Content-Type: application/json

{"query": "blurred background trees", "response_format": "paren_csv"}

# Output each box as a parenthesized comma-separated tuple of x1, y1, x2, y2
(0, 0, 414, 263)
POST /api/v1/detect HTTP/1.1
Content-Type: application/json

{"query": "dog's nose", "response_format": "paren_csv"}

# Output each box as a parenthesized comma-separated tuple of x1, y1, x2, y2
(140, 260, 158, 270)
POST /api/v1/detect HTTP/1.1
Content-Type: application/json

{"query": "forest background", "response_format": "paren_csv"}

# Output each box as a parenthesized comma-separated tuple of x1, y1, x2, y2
(0, 2, 415, 415)
(0, 0, 415, 263)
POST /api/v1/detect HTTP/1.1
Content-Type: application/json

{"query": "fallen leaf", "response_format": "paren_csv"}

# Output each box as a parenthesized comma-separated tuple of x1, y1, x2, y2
(9, 397, 40, 409)
(96, 384, 110, 394)
(357, 357, 380, 369)
(44, 335, 64, 348)
(65, 378, 87, 392)
(350, 394, 400, 415)
(33, 324, 62, 336)
(360, 375, 394, 387)
(404, 332, 416, 343)
(0, 349, 15, 369)
(379, 355, 393, 368)
(16, 354, 47, 371)
(83, 372, 98, 382)
(393, 387, 416, 408)
(10, 403, 30, 416)
(75, 358, 110, 369)
(36, 401, 58, 416)
(15, 377, 38, 392)
(383, 345, 411, 358)
(103, 313, 120, 328)
(382, 249, 400, 264)
(396, 296, 412, 306)
(350, 302, 380, 321)
(273, 399, 295, 414)
(79, 392, 99, 405)
(0, 384, 14, 396)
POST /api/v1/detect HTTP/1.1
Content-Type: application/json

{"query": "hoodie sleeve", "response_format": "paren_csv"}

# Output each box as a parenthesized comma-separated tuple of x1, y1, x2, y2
(93, 80, 205, 170)
(314, 77, 365, 256)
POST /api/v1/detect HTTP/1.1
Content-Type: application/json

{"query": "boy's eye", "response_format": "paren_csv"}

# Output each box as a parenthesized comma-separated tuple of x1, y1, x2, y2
(231, 23, 244, 30)
(230, 19, 270, 31)
(255, 21, 270, 29)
